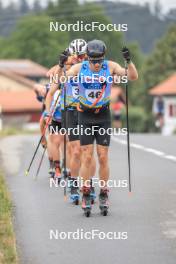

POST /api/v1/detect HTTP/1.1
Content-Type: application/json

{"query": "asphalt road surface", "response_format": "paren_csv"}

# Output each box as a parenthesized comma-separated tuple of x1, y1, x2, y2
(0, 134, 176, 264)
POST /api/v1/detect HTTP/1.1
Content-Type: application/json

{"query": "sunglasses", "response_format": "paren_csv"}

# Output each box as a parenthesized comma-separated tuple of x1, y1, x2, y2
(89, 58, 104, 64)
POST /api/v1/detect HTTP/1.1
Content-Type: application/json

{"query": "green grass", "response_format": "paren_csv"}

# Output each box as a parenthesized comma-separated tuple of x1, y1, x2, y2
(0, 127, 39, 137)
(0, 172, 18, 264)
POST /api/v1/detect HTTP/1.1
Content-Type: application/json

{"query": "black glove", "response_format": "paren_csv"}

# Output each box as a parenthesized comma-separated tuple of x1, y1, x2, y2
(58, 48, 69, 68)
(122, 47, 131, 63)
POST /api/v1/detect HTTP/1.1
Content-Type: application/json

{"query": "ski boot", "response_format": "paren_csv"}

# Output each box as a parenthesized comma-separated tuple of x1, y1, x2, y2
(48, 159, 55, 178)
(82, 186, 92, 217)
(61, 167, 71, 179)
(70, 178, 80, 205)
(99, 188, 109, 216)
(54, 161, 62, 184)
(90, 179, 96, 204)
(67, 175, 72, 193)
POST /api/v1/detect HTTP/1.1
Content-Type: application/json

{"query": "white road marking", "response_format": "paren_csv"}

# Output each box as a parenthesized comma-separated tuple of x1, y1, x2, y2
(112, 136, 176, 163)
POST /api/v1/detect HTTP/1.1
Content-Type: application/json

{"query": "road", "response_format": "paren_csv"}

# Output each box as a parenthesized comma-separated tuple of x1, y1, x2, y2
(0, 134, 176, 264)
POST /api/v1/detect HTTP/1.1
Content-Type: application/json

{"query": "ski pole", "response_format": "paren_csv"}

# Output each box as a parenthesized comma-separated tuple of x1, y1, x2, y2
(34, 147, 46, 180)
(25, 89, 60, 176)
(124, 61, 132, 193)
(63, 65, 67, 201)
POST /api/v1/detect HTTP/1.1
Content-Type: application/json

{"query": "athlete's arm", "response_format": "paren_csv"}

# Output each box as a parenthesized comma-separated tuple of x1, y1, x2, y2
(46, 56, 75, 78)
(65, 63, 81, 77)
(51, 63, 82, 81)
(45, 83, 58, 113)
(109, 61, 138, 81)
(33, 84, 46, 97)
(46, 65, 59, 78)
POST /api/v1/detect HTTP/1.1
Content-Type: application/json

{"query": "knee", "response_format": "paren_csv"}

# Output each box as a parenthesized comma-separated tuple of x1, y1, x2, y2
(73, 148, 81, 160)
(82, 154, 92, 167)
(71, 144, 81, 159)
(98, 154, 108, 166)
(52, 136, 60, 146)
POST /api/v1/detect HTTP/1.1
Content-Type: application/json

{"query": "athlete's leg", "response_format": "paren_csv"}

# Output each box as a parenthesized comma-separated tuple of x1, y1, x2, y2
(95, 119, 111, 213)
(39, 115, 47, 148)
(50, 134, 61, 161)
(96, 145, 109, 186)
(60, 135, 71, 173)
(80, 144, 94, 184)
(49, 120, 62, 178)
(89, 154, 96, 201)
(90, 154, 96, 178)
(69, 140, 81, 177)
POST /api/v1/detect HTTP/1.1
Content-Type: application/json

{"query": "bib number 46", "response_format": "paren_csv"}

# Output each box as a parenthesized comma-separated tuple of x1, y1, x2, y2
(85, 89, 104, 103)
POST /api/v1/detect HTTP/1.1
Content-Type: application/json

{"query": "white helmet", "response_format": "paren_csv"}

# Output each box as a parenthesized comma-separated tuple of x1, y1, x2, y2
(68, 39, 87, 55)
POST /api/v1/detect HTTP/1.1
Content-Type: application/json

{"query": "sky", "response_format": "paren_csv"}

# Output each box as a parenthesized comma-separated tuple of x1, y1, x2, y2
(3, 0, 176, 13)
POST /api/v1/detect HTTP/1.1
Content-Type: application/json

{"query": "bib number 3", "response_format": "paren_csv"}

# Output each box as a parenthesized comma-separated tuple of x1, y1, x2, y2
(72, 86, 79, 99)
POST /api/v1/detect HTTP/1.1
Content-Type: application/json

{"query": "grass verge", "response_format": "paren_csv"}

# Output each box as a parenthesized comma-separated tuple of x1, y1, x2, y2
(0, 127, 39, 137)
(0, 171, 18, 264)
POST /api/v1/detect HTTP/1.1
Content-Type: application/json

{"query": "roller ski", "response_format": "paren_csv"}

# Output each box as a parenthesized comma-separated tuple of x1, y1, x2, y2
(69, 178, 80, 205)
(90, 179, 96, 204)
(99, 188, 109, 216)
(82, 186, 92, 217)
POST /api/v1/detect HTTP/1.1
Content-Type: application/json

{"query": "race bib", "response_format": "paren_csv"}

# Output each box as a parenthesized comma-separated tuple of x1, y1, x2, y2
(72, 86, 79, 99)
(85, 89, 105, 103)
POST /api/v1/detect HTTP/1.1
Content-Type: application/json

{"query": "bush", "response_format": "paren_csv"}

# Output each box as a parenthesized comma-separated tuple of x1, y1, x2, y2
(121, 106, 148, 133)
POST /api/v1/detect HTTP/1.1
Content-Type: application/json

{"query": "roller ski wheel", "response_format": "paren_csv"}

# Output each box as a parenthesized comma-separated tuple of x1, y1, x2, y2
(100, 206, 108, 216)
(99, 188, 109, 216)
(82, 186, 92, 217)
(84, 207, 91, 217)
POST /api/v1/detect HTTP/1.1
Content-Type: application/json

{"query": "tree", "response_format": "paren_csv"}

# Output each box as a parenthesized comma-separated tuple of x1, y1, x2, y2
(0, 15, 69, 67)
(154, 0, 162, 18)
(19, 0, 30, 14)
(45, 0, 124, 62)
(33, 0, 42, 13)
(0, 0, 3, 14)
(144, 24, 176, 89)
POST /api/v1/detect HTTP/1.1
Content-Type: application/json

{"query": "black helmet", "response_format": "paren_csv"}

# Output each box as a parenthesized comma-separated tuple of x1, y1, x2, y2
(87, 40, 106, 58)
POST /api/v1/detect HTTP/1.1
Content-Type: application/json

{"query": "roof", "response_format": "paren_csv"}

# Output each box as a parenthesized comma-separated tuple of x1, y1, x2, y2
(0, 85, 123, 113)
(0, 90, 41, 112)
(149, 74, 176, 95)
(0, 59, 48, 78)
(0, 69, 36, 90)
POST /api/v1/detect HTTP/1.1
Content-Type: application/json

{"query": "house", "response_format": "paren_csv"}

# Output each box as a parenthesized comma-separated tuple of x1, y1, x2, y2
(0, 69, 37, 91)
(0, 59, 48, 82)
(149, 73, 176, 135)
(0, 89, 42, 128)
(0, 59, 49, 129)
